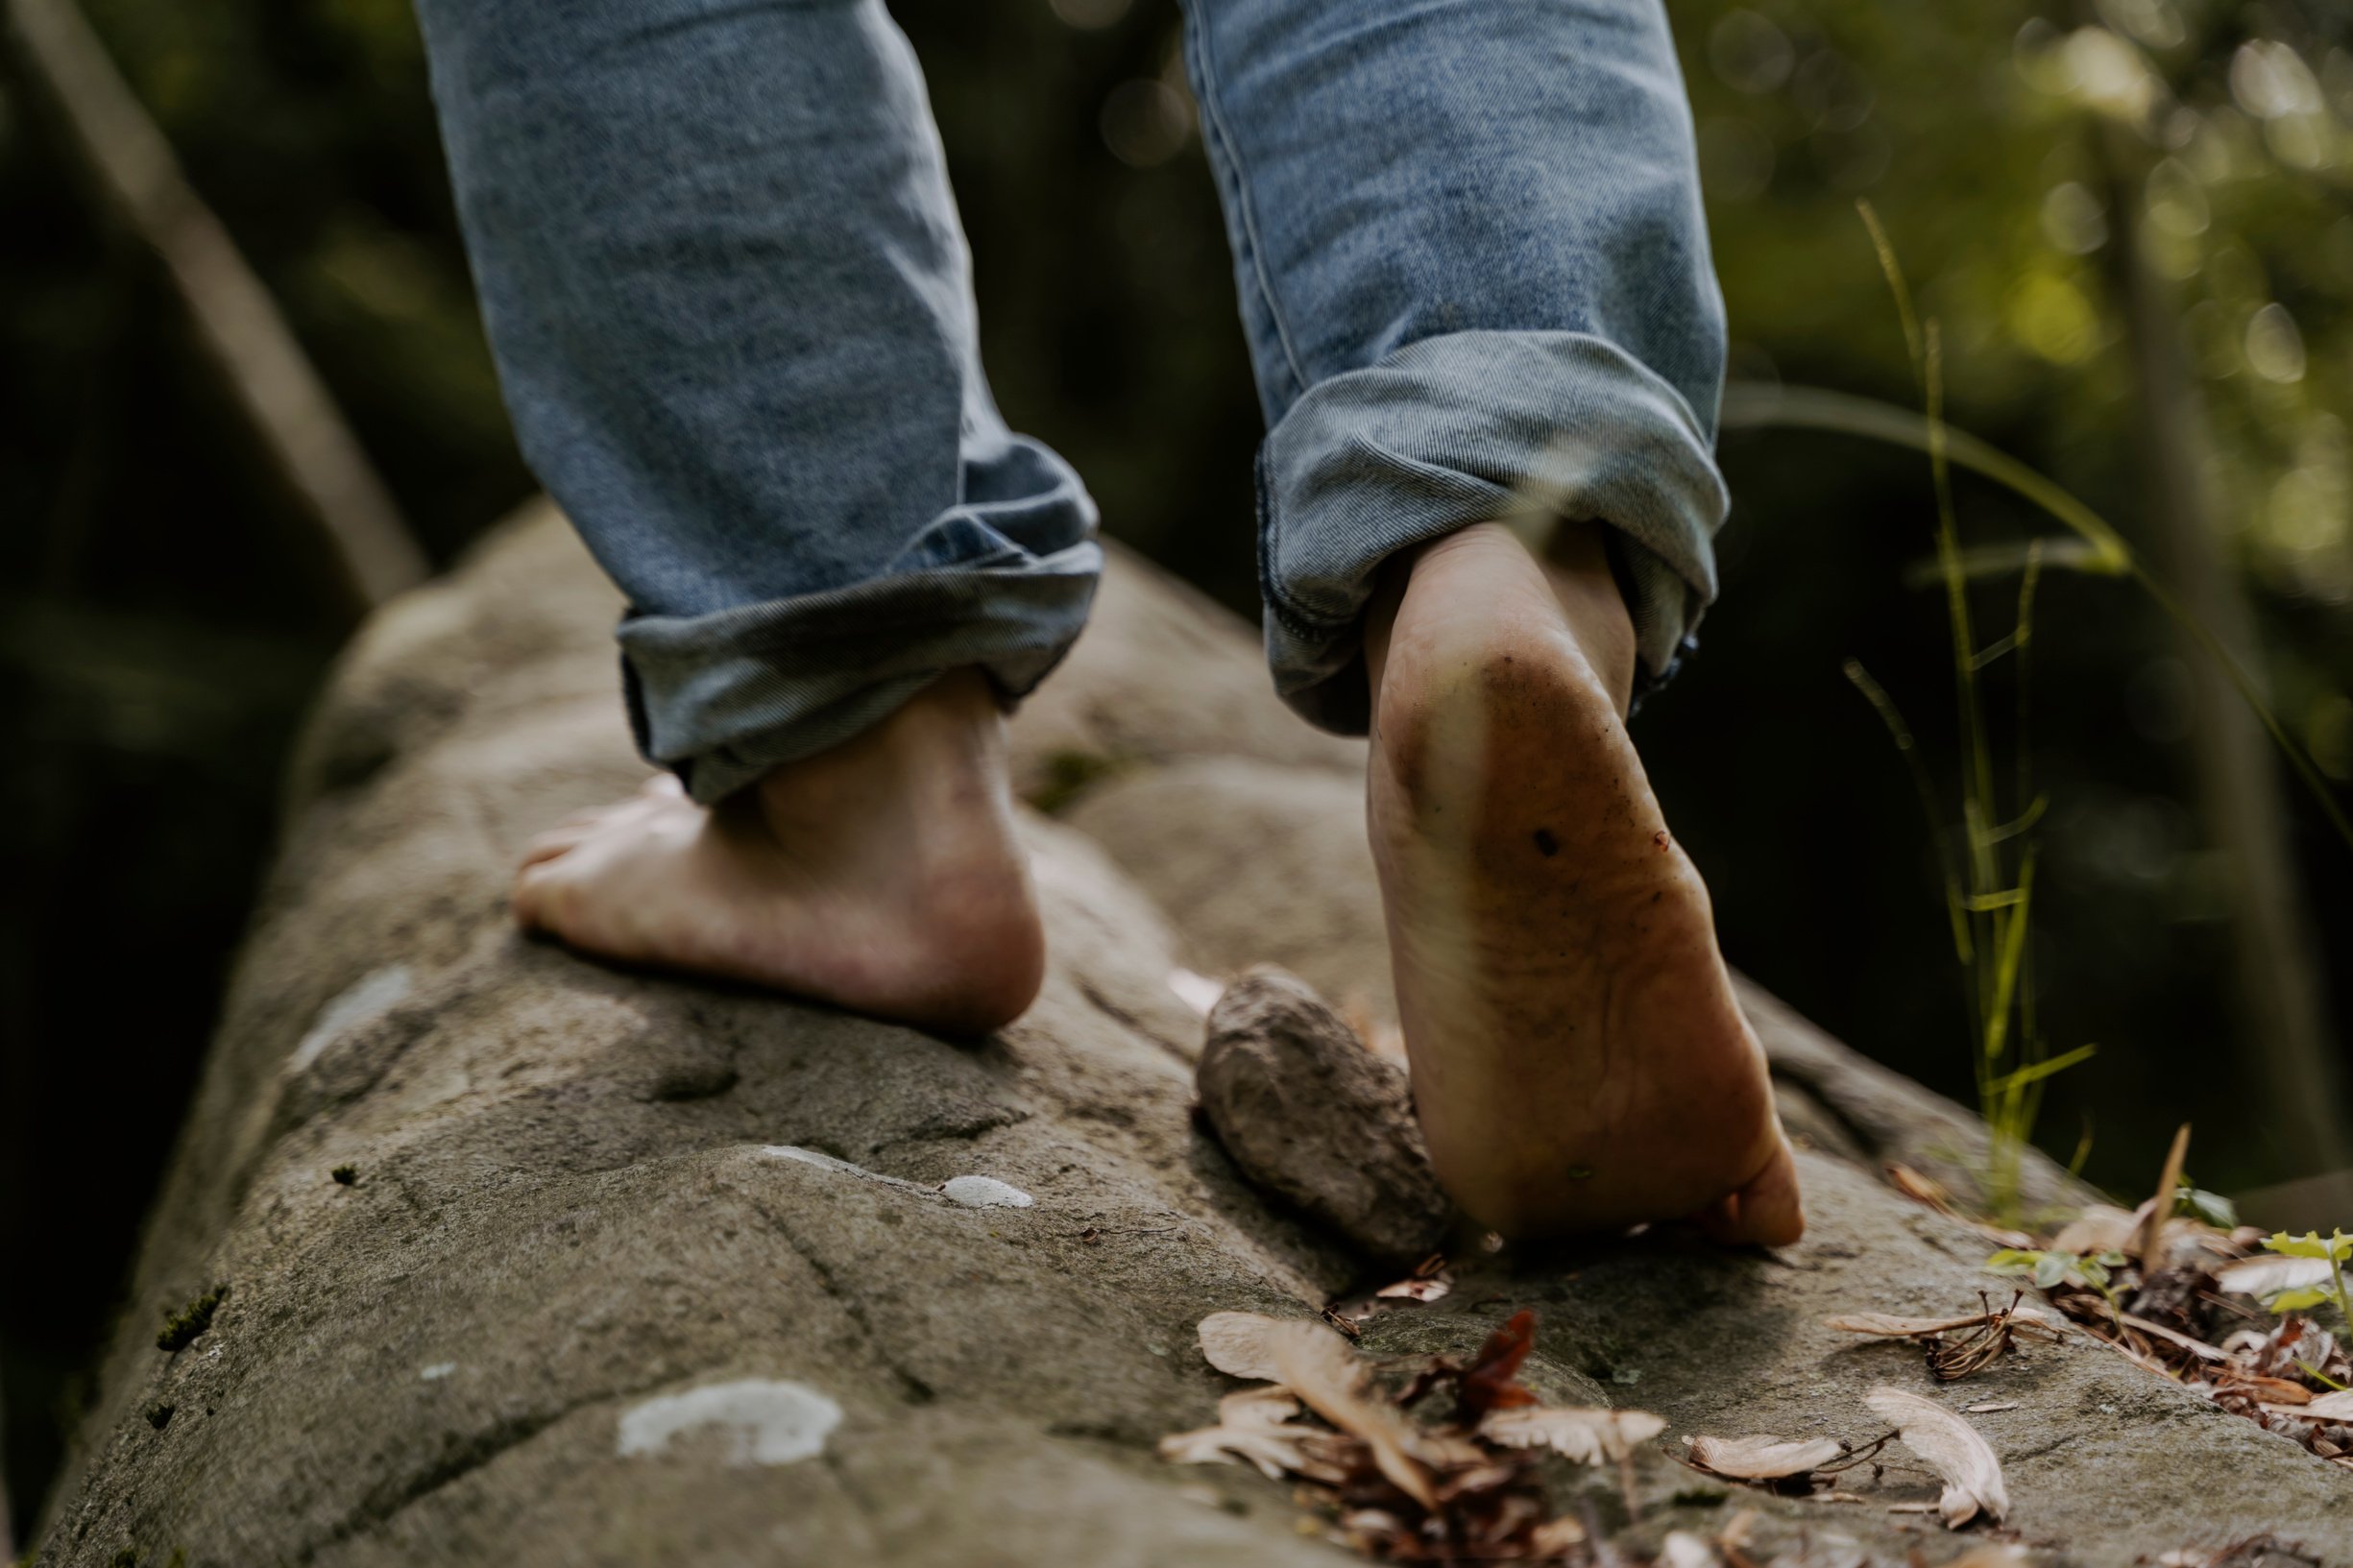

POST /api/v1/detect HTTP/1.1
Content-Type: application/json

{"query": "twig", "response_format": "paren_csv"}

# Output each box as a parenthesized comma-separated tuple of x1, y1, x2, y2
(1813, 1431, 1901, 1476)
(1, 0, 429, 618)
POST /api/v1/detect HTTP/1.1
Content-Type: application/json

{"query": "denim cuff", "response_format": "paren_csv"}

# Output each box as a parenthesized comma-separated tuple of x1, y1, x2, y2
(1255, 329, 1728, 735)
(618, 525, 1102, 804)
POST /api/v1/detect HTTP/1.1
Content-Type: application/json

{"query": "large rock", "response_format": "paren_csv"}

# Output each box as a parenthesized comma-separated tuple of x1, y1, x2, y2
(33, 505, 2350, 1565)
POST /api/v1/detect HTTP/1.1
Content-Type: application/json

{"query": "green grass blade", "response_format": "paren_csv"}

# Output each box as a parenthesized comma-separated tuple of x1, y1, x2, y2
(1982, 794, 2050, 845)
(1717, 383, 2133, 571)
(1985, 1041, 2098, 1094)
(1845, 659, 1973, 965)
(1857, 200, 1925, 376)
(1982, 851, 2037, 1064)
(1901, 537, 2107, 587)
(1719, 380, 2352, 855)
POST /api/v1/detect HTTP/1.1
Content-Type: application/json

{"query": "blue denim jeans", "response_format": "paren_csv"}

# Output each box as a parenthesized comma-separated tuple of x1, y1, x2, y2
(414, 0, 1728, 803)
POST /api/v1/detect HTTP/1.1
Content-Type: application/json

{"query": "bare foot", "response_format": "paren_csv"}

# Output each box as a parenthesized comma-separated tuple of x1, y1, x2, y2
(512, 668, 1044, 1035)
(1364, 521, 1803, 1243)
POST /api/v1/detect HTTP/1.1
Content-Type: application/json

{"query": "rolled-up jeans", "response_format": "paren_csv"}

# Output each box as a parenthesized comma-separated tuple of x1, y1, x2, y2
(413, 0, 1730, 803)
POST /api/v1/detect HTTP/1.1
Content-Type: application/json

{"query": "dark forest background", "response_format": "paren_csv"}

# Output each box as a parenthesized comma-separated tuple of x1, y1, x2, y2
(6, 0, 2353, 1533)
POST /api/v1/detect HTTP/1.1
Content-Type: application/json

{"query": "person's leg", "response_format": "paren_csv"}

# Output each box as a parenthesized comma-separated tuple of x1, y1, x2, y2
(1181, 0, 1802, 1240)
(414, 0, 1095, 1030)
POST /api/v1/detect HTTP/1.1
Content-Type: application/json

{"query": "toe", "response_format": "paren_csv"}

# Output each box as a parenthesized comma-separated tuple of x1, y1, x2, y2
(511, 861, 564, 930)
(519, 827, 592, 869)
(1697, 1135, 1806, 1247)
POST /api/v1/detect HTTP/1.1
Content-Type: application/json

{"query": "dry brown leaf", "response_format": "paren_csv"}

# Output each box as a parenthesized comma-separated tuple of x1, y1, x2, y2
(2238, 1376, 2312, 1405)
(2215, 1255, 2332, 1297)
(1479, 1405, 1666, 1463)
(2304, 1389, 2353, 1419)
(1454, 1308, 1541, 1423)
(1373, 1276, 1452, 1303)
(2050, 1203, 2140, 1255)
(1864, 1386, 2010, 1528)
(1684, 1433, 1845, 1480)
(1158, 1387, 1314, 1480)
(1886, 1163, 1953, 1209)
(1373, 1257, 1453, 1304)
(1195, 1312, 1464, 1507)
(1530, 1516, 1588, 1553)
(1717, 1508, 1761, 1551)
(1961, 1401, 2020, 1414)
(2118, 1313, 2230, 1363)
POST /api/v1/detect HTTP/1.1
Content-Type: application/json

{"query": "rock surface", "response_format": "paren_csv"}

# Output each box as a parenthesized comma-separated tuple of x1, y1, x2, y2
(34, 504, 2352, 1566)
(1197, 969, 1456, 1265)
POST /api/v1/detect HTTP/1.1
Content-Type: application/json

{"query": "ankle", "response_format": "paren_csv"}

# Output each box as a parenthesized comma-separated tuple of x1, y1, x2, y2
(1363, 520, 1637, 719)
(751, 668, 1011, 835)
(1536, 521, 1637, 713)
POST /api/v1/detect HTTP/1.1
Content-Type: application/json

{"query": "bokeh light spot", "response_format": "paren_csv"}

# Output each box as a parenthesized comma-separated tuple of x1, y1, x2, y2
(2010, 272, 2099, 364)
(1709, 11, 1794, 96)
(2244, 302, 2306, 384)
(1051, 0, 1131, 30)
(2041, 181, 2108, 254)
(1100, 79, 1192, 168)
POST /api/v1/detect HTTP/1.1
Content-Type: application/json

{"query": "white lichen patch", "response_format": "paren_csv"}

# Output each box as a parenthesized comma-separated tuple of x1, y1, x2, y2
(617, 1379, 841, 1467)
(763, 1145, 865, 1177)
(420, 1363, 456, 1381)
(287, 966, 412, 1074)
(941, 1175, 1033, 1208)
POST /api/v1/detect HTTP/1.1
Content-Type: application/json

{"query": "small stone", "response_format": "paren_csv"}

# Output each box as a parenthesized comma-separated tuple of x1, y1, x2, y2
(1195, 968, 1456, 1264)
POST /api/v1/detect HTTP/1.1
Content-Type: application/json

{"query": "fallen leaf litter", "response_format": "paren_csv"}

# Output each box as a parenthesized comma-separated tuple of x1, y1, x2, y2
(1178, 971, 2328, 1561)
(1162, 1299, 2019, 1562)
(1878, 1127, 2353, 1474)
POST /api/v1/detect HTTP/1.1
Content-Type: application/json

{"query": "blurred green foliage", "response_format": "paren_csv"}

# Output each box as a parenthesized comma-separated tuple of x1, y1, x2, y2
(1661, 0, 2353, 1196)
(4, 0, 2352, 1532)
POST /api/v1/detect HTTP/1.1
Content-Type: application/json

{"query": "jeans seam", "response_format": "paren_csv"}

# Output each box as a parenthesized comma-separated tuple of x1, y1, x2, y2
(1187, 14, 1311, 406)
